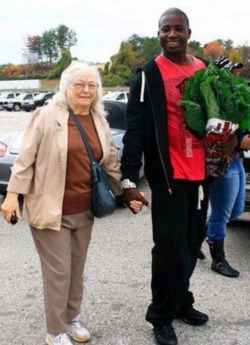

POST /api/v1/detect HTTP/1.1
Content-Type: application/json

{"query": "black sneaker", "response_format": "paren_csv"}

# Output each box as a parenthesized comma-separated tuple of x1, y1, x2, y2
(176, 306, 209, 326)
(153, 324, 178, 345)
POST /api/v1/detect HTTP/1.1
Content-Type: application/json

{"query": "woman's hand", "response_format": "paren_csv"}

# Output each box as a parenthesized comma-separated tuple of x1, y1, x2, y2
(123, 188, 149, 214)
(1, 192, 21, 224)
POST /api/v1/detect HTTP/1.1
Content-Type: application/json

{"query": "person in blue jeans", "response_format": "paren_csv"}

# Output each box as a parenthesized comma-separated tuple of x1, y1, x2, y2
(206, 154, 245, 277)
(205, 57, 246, 278)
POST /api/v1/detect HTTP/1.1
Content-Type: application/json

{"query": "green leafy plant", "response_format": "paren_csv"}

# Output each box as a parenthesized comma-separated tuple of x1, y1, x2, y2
(179, 60, 250, 136)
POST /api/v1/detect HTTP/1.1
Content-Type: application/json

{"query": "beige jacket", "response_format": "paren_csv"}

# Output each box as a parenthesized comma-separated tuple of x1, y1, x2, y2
(7, 104, 122, 230)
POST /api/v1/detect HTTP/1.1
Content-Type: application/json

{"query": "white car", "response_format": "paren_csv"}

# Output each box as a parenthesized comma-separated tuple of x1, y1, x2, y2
(3, 92, 39, 111)
(102, 91, 129, 103)
(0, 92, 23, 111)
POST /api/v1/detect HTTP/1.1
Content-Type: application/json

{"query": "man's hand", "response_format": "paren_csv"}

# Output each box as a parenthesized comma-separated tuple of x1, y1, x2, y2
(123, 188, 149, 214)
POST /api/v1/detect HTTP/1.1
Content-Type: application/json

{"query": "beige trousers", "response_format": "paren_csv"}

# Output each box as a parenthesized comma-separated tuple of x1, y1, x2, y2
(30, 210, 94, 335)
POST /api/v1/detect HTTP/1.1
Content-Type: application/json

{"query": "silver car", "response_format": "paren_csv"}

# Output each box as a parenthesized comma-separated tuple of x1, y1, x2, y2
(0, 131, 24, 194)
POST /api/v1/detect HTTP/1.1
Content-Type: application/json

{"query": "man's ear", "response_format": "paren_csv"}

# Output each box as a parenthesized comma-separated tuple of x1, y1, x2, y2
(188, 28, 192, 39)
(157, 30, 160, 38)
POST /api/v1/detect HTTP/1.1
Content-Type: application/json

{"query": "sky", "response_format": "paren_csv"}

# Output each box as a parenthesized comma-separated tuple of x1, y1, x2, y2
(0, 0, 249, 65)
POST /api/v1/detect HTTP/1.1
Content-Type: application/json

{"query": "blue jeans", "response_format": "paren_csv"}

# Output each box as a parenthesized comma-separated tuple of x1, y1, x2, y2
(206, 156, 245, 241)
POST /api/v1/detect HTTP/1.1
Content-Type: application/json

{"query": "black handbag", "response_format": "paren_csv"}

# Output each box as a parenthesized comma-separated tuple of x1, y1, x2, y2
(68, 107, 116, 218)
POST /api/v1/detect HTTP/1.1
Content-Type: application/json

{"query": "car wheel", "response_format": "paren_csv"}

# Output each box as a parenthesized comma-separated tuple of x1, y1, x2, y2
(14, 104, 21, 111)
(0, 104, 3, 111)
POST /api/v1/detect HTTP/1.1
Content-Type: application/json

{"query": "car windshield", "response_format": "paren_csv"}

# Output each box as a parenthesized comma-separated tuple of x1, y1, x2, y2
(103, 92, 120, 100)
(35, 93, 47, 100)
(23, 94, 32, 100)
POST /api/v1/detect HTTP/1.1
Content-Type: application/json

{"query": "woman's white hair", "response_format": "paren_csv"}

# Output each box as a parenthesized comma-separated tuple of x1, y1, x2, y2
(50, 60, 104, 115)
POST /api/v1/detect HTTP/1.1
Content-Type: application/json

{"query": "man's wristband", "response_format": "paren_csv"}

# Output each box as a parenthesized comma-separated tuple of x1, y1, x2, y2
(120, 179, 137, 189)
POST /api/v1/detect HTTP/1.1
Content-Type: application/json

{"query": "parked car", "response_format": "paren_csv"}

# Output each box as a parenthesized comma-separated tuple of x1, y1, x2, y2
(0, 100, 143, 196)
(21, 91, 55, 111)
(3, 92, 40, 112)
(0, 131, 23, 195)
(0, 92, 22, 111)
(243, 151, 250, 212)
(102, 91, 129, 103)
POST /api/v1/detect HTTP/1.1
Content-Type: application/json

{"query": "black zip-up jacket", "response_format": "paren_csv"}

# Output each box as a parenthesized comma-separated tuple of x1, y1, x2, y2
(121, 57, 209, 193)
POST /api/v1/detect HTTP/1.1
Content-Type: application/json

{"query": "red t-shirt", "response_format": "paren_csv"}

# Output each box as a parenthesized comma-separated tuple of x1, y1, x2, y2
(155, 54, 206, 180)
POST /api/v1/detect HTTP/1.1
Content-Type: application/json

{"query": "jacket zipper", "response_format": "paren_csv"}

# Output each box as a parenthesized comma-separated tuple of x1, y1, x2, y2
(142, 70, 172, 195)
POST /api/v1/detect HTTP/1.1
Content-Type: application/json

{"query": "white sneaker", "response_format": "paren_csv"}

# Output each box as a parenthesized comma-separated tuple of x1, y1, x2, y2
(46, 332, 73, 345)
(68, 320, 90, 342)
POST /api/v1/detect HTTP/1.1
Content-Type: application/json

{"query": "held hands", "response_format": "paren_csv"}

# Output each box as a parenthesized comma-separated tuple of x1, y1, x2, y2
(1, 192, 21, 224)
(123, 188, 149, 214)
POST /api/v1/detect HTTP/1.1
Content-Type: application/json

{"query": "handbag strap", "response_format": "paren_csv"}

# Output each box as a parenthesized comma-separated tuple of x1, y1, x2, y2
(68, 106, 96, 163)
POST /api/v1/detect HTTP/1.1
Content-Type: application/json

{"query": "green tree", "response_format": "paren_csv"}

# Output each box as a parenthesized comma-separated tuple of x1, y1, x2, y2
(188, 40, 203, 57)
(103, 35, 161, 86)
(103, 62, 110, 76)
(128, 34, 161, 62)
(103, 41, 139, 86)
(41, 29, 59, 65)
(24, 25, 77, 65)
(47, 48, 72, 79)
(56, 25, 77, 50)
(221, 39, 234, 56)
(238, 44, 250, 65)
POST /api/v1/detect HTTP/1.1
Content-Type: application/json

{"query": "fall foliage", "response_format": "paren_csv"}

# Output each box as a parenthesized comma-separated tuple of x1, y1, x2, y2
(2, 65, 22, 77)
(203, 40, 224, 59)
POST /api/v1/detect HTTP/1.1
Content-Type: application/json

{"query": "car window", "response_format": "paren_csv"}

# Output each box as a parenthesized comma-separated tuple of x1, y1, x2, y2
(23, 94, 32, 100)
(103, 101, 127, 130)
(116, 94, 125, 100)
(35, 93, 47, 100)
(103, 92, 118, 100)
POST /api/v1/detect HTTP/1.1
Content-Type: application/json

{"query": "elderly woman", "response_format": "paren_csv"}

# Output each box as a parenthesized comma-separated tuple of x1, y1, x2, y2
(1, 61, 142, 345)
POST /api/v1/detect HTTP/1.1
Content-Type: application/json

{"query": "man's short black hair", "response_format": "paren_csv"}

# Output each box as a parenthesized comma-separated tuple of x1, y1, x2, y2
(158, 8, 190, 28)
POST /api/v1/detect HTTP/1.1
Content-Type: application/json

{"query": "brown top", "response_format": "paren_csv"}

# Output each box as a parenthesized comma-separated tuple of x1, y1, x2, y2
(62, 114, 102, 215)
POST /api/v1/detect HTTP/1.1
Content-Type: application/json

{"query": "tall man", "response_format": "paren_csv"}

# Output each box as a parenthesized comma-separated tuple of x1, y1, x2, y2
(120, 8, 209, 345)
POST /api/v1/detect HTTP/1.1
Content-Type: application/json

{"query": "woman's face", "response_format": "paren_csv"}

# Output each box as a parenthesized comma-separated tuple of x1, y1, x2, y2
(67, 69, 98, 112)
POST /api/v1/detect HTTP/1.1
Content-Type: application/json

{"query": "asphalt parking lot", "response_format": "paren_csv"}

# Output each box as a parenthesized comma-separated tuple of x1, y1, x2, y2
(0, 111, 250, 345)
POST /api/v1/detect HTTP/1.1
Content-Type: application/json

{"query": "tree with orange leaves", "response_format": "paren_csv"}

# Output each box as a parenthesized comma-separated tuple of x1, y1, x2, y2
(2, 65, 22, 77)
(203, 40, 224, 59)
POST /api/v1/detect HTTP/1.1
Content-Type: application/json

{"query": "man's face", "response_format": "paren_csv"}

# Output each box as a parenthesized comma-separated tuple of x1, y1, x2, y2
(158, 13, 191, 56)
